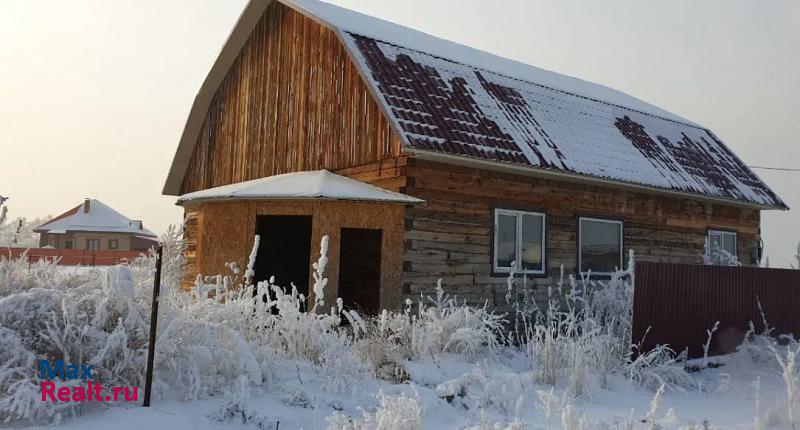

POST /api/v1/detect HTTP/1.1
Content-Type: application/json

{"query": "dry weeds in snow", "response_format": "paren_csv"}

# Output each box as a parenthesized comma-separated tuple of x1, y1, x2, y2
(771, 342, 800, 429)
(1, 229, 798, 428)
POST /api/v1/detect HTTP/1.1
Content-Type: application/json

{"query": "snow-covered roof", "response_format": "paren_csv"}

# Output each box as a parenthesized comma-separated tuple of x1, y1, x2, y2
(35, 199, 158, 238)
(176, 170, 424, 205)
(287, 0, 690, 125)
(342, 34, 785, 209)
(162, 0, 786, 209)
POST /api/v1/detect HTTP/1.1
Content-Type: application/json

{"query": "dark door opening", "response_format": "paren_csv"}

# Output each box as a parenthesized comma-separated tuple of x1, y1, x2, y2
(338, 228, 382, 315)
(254, 216, 313, 302)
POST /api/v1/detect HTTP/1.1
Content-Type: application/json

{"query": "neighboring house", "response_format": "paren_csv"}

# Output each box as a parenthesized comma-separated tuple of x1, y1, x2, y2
(163, 0, 787, 312)
(34, 199, 158, 252)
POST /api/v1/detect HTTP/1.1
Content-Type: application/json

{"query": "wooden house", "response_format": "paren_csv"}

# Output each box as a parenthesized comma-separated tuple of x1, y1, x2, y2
(163, 0, 787, 312)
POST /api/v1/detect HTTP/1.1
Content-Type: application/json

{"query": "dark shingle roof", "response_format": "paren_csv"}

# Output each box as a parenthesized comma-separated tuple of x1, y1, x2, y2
(341, 33, 784, 208)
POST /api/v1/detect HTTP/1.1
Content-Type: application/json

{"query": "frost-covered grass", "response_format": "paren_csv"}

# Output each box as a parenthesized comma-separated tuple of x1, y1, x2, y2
(1, 230, 799, 429)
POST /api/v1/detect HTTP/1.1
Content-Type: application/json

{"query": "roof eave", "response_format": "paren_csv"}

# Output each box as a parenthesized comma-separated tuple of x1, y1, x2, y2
(163, 0, 274, 196)
(162, 0, 411, 196)
(407, 148, 787, 211)
(176, 196, 425, 206)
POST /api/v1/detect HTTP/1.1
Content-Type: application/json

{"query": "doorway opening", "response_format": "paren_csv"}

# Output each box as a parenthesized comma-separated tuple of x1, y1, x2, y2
(254, 215, 313, 302)
(338, 228, 382, 315)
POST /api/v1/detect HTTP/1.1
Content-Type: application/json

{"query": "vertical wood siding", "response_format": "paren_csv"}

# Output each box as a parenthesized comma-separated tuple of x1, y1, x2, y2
(179, 2, 403, 194)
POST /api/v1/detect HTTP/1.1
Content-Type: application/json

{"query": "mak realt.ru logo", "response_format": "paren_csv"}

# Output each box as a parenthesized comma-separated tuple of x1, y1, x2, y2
(39, 359, 138, 403)
(40, 359, 94, 380)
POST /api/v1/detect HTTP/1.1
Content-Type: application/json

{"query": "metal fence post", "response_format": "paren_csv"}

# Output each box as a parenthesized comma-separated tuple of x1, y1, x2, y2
(143, 244, 163, 407)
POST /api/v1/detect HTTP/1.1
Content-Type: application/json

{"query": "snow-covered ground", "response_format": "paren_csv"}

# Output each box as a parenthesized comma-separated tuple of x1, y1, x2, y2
(23, 354, 794, 430)
(2, 231, 799, 429)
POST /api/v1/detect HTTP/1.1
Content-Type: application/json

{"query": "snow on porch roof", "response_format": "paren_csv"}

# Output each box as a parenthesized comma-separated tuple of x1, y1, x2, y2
(175, 170, 424, 205)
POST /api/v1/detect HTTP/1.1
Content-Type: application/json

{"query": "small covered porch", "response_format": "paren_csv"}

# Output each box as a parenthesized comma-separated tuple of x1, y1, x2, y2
(176, 170, 423, 313)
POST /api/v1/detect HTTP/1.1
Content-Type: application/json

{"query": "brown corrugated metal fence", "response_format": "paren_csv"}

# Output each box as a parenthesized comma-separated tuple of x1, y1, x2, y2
(0, 248, 147, 266)
(633, 262, 800, 358)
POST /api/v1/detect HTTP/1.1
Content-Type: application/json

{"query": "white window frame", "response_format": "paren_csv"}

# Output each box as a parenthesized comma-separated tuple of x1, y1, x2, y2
(707, 229, 738, 265)
(493, 209, 546, 275)
(578, 217, 624, 276)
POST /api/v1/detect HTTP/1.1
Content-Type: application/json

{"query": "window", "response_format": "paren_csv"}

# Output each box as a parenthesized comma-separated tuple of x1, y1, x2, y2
(65, 240, 73, 250)
(578, 217, 623, 276)
(493, 209, 546, 274)
(86, 239, 100, 251)
(108, 239, 118, 250)
(707, 230, 737, 265)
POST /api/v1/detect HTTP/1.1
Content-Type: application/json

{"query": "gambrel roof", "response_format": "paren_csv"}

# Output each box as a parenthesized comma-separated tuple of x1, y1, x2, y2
(164, 0, 786, 210)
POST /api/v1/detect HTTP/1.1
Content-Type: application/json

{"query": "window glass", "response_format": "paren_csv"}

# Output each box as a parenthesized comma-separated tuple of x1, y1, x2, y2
(109, 239, 118, 250)
(495, 214, 517, 269)
(494, 210, 546, 274)
(580, 218, 622, 274)
(709, 233, 722, 258)
(721, 234, 736, 256)
(708, 230, 737, 265)
(520, 214, 544, 271)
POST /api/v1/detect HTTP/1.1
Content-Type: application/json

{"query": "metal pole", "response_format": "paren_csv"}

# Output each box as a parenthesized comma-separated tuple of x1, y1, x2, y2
(143, 244, 163, 407)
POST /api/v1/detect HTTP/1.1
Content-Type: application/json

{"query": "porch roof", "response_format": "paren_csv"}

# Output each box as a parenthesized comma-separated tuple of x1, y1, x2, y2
(176, 170, 424, 205)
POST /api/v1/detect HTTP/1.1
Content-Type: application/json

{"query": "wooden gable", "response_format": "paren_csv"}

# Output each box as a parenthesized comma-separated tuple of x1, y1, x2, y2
(179, 2, 404, 195)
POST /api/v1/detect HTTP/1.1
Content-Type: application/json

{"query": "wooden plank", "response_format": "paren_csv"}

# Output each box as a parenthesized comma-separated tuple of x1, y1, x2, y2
(179, 2, 405, 194)
(399, 157, 762, 307)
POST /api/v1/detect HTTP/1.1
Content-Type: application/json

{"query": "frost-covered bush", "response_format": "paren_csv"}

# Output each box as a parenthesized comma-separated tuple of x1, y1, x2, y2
(772, 342, 800, 429)
(9, 220, 783, 426)
(0, 253, 88, 297)
(0, 195, 49, 247)
(410, 286, 506, 359)
(327, 392, 423, 430)
(0, 227, 188, 423)
(515, 252, 695, 397)
(350, 281, 505, 381)
(436, 362, 527, 419)
(0, 262, 153, 423)
(209, 375, 277, 429)
(625, 343, 694, 393)
(724, 315, 800, 428)
(153, 234, 363, 398)
(519, 252, 631, 392)
(0, 217, 50, 248)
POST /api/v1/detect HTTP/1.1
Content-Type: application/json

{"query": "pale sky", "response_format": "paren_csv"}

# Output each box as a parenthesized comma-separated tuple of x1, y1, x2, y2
(1, 0, 798, 266)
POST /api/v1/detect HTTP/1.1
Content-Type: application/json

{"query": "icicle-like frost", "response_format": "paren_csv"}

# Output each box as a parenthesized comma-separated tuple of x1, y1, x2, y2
(244, 235, 260, 286)
(312, 235, 329, 311)
(505, 263, 515, 305)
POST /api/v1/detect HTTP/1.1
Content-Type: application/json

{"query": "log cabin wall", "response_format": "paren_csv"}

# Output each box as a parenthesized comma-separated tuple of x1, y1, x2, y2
(175, 0, 764, 312)
(179, 2, 404, 194)
(402, 159, 760, 308)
